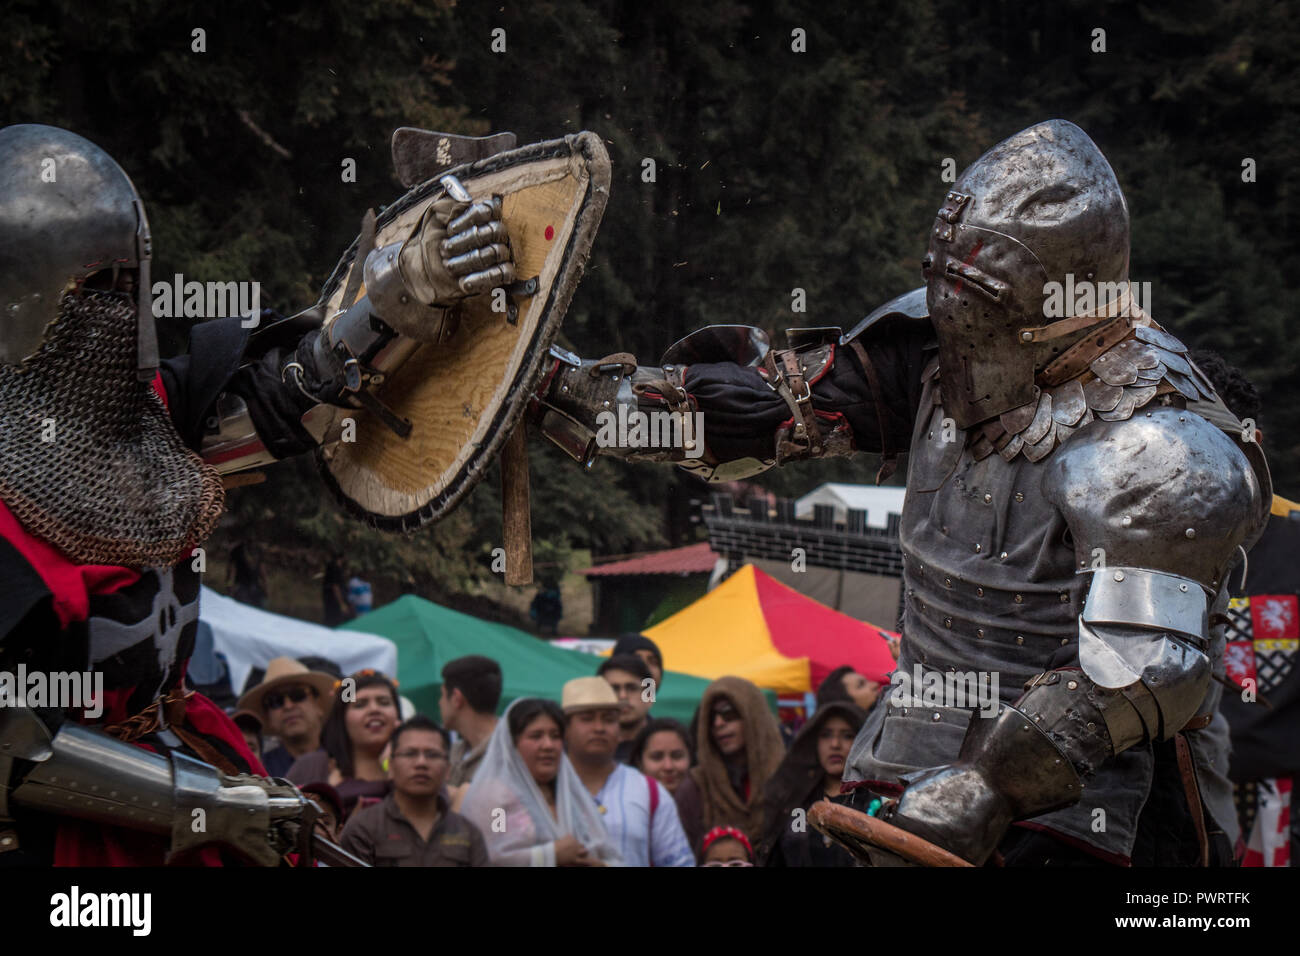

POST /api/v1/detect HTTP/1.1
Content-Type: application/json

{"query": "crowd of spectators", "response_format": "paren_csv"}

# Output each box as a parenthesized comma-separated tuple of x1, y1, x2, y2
(231, 635, 888, 866)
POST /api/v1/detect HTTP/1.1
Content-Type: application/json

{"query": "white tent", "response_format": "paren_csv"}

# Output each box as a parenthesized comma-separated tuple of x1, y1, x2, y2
(198, 586, 397, 699)
(795, 482, 906, 527)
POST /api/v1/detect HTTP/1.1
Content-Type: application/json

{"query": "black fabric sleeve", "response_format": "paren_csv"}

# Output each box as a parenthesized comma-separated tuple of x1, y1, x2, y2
(158, 317, 252, 450)
(223, 340, 322, 460)
(160, 316, 322, 461)
(680, 322, 932, 462)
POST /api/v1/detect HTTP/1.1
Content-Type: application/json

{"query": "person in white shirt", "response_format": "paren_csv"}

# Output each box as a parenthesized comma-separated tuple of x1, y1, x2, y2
(562, 677, 695, 866)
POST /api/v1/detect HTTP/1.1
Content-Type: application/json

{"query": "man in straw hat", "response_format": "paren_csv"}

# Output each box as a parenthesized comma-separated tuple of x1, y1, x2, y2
(562, 677, 694, 866)
(237, 657, 335, 778)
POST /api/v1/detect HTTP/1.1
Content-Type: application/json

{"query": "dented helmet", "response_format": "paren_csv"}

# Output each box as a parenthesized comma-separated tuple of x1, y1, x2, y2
(922, 120, 1130, 429)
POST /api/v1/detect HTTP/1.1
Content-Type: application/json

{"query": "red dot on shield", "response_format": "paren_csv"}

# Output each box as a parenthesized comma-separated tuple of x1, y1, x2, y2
(544, 225, 555, 240)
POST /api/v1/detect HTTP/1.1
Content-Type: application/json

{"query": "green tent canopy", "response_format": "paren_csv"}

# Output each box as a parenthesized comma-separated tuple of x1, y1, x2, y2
(342, 594, 714, 724)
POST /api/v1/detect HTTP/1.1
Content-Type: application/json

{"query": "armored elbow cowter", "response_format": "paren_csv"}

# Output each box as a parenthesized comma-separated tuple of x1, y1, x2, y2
(957, 411, 1265, 833)
(1, 708, 315, 866)
(1020, 408, 1267, 761)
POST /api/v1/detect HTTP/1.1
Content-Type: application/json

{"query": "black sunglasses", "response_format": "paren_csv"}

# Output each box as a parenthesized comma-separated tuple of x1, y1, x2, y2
(265, 686, 317, 711)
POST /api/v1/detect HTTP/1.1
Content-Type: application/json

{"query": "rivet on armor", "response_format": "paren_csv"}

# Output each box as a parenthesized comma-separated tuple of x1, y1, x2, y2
(1016, 636, 1024, 645)
(1179, 583, 1188, 592)
(944, 577, 952, 588)
(1185, 528, 1196, 539)
(1061, 638, 1069, 646)
(976, 587, 984, 597)
(1179, 415, 1186, 422)
(976, 628, 985, 639)
(1087, 722, 1097, 732)
(1067, 680, 1078, 690)
(932, 713, 941, 722)
(602, 401, 610, 408)
(1020, 331, 1033, 342)
(1015, 493, 1024, 503)
(1000, 551, 1008, 560)
(612, 375, 620, 382)
(1014, 594, 1023, 604)
(983, 493, 992, 503)
(561, 384, 569, 393)
(1060, 592, 1069, 603)
(1022, 724, 1031, 731)
(944, 617, 953, 629)
(1113, 570, 1125, 582)
(974, 543, 982, 553)
(1121, 515, 1132, 527)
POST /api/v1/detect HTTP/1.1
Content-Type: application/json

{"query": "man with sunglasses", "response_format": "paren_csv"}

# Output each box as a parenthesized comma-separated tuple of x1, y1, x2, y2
(236, 657, 334, 778)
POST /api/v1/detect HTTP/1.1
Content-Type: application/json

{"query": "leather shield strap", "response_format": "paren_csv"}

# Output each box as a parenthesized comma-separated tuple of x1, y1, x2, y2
(1038, 314, 1133, 387)
(1174, 732, 1210, 867)
(764, 348, 823, 454)
(1019, 283, 1143, 343)
(848, 340, 899, 482)
(105, 687, 242, 776)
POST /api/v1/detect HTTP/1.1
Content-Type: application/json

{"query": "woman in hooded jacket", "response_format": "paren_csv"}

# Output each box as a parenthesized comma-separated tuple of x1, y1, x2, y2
(756, 701, 867, 867)
(672, 676, 786, 854)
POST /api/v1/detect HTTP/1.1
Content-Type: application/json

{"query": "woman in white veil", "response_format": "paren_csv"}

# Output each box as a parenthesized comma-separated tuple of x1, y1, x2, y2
(460, 698, 622, 866)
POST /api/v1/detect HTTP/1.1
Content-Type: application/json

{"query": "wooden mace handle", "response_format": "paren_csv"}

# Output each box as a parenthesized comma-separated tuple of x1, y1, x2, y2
(500, 422, 534, 587)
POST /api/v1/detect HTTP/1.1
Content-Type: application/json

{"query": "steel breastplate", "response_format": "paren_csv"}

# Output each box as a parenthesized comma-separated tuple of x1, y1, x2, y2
(844, 368, 1231, 860)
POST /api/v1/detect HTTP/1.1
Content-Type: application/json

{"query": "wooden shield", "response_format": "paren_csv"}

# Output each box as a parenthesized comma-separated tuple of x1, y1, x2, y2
(312, 132, 611, 530)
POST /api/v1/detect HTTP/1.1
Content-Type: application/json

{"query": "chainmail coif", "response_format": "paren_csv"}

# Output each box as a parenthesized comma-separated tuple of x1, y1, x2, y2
(0, 290, 224, 568)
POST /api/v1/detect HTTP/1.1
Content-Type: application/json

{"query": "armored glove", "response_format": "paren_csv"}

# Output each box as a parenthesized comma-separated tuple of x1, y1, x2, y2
(861, 703, 1083, 866)
(281, 175, 516, 418)
(401, 181, 516, 304)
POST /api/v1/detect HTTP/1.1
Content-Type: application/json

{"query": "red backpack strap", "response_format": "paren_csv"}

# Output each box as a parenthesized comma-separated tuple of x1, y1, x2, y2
(646, 774, 660, 866)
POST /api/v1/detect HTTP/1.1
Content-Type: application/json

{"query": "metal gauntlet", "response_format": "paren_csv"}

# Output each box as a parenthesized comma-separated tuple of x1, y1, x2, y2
(532, 336, 858, 483)
(534, 347, 707, 468)
(883, 702, 1084, 865)
(2, 709, 314, 866)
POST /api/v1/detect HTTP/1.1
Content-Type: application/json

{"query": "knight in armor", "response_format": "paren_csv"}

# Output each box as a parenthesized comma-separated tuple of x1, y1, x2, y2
(0, 124, 514, 865)
(530, 119, 1270, 866)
